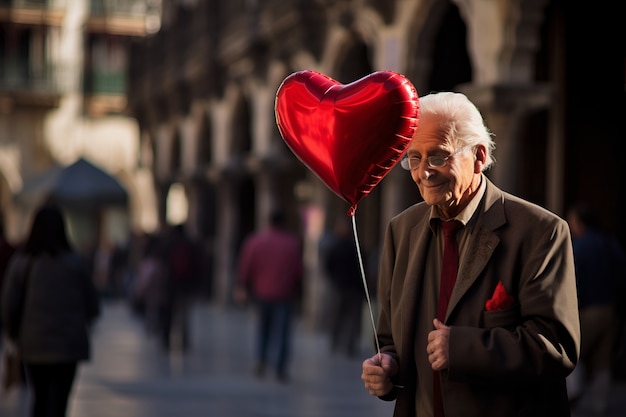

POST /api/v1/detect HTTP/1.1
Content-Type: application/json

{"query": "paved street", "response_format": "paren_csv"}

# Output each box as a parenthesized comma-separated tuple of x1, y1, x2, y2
(1, 299, 394, 417)
(1, 299, 625, 417)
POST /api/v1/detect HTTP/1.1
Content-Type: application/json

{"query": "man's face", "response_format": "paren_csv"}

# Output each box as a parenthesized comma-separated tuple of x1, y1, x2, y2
(406, 117, 481, 218)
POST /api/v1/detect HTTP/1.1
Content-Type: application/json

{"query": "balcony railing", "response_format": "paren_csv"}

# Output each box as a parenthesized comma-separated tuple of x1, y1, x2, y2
(89, 0, 147, 17)
(0, 0, 65, 27)
(0, 58, 62, 93)
(86, 0, 155, 36)
(0, 0, 48, 7)
(84, 69, 126, 95)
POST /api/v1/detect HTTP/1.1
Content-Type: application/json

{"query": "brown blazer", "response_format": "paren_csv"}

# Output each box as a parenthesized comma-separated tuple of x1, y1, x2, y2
(376, 178, 580, 417)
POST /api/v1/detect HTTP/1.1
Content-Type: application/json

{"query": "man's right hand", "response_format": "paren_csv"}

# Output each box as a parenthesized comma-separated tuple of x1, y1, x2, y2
(361, 352, 399, 397)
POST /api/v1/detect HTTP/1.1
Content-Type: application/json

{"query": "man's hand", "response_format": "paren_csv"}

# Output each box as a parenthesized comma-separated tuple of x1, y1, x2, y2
(362, 352, 399, 397)
(427, 318, 450, 371)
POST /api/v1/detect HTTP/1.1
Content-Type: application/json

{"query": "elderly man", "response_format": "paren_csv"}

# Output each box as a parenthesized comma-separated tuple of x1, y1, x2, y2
(361, 92, 580, 417)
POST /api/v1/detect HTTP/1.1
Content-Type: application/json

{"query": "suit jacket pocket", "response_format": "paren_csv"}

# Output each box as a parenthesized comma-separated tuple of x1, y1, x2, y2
(482, 305, 520, 330)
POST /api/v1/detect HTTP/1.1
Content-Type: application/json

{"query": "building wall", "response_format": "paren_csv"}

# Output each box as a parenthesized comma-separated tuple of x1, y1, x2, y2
(0, 0, 160, 293)
(126, 0, 625, 327)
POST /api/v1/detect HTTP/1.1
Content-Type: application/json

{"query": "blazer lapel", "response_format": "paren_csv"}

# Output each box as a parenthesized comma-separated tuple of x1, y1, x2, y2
(400, 209, 432, 327)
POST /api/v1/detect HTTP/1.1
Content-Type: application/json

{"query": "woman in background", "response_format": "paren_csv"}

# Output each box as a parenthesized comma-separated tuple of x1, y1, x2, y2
(1, 204, 101, 417)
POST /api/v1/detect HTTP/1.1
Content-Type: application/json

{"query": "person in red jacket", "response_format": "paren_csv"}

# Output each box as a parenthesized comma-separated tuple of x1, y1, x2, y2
(234, 209, 303, 383)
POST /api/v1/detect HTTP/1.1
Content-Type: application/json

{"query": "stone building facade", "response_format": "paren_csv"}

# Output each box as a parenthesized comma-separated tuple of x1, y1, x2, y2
(127, 0, 625, 327)
(0, 0, 160, 259)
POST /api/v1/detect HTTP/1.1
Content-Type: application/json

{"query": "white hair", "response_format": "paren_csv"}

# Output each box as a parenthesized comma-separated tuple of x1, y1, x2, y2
(418, 92, 496, 170)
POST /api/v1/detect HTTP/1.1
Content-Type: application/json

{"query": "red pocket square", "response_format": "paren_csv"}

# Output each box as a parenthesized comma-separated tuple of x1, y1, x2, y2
(485, 281, 515, 311)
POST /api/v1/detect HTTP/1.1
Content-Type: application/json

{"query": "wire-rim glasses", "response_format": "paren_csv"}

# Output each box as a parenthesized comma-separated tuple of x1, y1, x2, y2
(400, 145, 472, 171)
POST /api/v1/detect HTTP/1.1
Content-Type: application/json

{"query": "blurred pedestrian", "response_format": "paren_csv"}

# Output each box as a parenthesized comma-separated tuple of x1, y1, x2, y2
(132, 232, 168, 336)
(0, 221, 16, 343)
(92, 239, 114, 298)
(234, 209, 303, 383)
(566, 202, 626, 414)
(161, 224, 197, 352)
(109, 240, 130, 298)
(1, 204, 100, 417)
(322, 216, 364, 357)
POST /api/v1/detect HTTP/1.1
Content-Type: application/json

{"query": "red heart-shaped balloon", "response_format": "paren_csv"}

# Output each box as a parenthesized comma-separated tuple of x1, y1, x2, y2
(275, 70, 419, 215)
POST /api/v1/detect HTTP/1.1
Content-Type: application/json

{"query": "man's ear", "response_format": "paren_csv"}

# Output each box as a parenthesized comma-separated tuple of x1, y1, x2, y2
(474, 145, 487, 173)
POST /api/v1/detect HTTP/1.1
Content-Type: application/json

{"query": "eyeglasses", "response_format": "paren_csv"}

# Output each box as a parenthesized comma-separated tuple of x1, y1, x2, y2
(400, 146, 472, 171)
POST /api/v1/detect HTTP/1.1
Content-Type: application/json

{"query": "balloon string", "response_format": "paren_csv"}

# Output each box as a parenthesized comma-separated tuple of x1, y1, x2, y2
(350, 212, 381, 355)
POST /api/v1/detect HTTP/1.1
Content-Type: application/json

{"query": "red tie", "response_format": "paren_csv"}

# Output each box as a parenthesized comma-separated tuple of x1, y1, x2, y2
(434, 219, 461, 417)
(437, 220, 461, 321)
